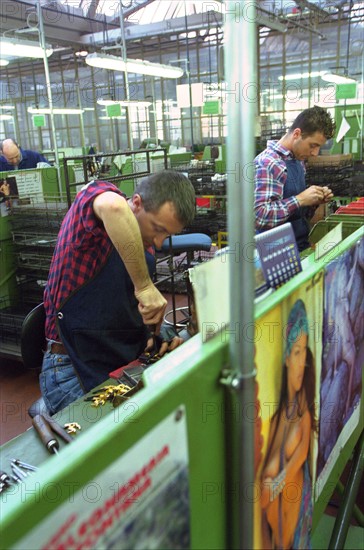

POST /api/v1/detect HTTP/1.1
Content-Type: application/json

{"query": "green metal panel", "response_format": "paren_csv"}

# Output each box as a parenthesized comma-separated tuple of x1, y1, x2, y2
(0, 238, 17, 307)
(119, 157, 135, 196)
(169, 152, 192, 168)
(0, 167, 72, 201)
(309, 218, 364, 245)
(331, 105, 363, 160)
(0, 215, 11, 241)
(0, 336, 229, 549)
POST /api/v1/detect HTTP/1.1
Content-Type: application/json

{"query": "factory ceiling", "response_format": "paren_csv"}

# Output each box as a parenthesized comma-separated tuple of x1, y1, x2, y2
(0, 0, 363, 79)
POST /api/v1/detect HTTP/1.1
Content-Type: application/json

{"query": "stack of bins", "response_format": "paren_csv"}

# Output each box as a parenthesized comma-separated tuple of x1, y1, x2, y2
(0, 208, 21, 351)
(309, 198, 364, 245)
(305, 153, 354, 195)
(0, 197, 67, 356)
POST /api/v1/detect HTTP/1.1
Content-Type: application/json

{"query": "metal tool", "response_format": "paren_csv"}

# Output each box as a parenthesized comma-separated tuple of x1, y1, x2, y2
(11, 459, 38, 472)
(32, 412, 73, 455)
(0, 471, 11, 486)
(11, 475, 22, 484)
(0, 470, 12, 492)
(11, 463, 28, 479)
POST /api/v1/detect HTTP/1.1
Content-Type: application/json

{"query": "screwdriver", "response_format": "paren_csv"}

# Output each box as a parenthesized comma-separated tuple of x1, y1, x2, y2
(11, 463, 28, 480)
(12, 459, 38, 472)
(0, 471, 11, 487)
(32, 414, 59, 455)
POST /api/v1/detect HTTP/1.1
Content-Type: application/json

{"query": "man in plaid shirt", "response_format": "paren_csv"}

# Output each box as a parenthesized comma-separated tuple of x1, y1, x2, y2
(41, 171, 195, 414)
(254, 106, 336, 251)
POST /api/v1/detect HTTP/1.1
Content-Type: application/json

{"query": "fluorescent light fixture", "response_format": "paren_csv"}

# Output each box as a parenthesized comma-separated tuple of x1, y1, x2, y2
(0, 105, 15, 109)
(83, 107, 95, 111)
(0, 37, 53, 58)
(28, 107, 84, 115)
(278, 71, 325, 81)
(75, 50, 88, 57)
(97, 99, 152, 107)
(99, 116, 126, 120)
(0, 59, 9, 66)
(257, 15, 288, 33)
(321, 72, 356, 84)
(0, 114, 13, 121)
(86, 53, 184, 79)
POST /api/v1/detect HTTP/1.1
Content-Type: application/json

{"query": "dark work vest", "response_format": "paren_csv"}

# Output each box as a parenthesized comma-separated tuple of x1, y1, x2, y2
(56, 247, 155, 392)
(283, 158, 310, 252)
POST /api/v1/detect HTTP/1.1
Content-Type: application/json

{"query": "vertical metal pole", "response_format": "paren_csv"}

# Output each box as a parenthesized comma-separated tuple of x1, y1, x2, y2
(329, 430, 364, 549)
(74, 62, 86, 150)
(184, 3, 195, 152)
(360, 48, 363, 161)
(225, 2, 257, 548)
(36, 0, 62, 195)
(119, 1, 134, 151)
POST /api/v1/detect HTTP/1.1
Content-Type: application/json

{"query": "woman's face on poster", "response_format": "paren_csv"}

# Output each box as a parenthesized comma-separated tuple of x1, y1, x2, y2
(285, 332, 308, 393)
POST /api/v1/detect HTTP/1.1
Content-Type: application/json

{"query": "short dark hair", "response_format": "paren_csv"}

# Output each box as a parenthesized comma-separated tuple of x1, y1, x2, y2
(134, 170, 196, 227)
(289, 106, 336, 140)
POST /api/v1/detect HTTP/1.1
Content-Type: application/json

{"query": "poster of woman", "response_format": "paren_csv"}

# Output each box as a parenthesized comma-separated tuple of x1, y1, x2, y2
(255, 275, 323, 549)
(316, 237, 363, 494)
(0, 176, 19, 216)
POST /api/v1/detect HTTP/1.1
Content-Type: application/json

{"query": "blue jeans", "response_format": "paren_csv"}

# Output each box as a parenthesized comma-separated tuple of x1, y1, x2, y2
(40, 342, 85, 414)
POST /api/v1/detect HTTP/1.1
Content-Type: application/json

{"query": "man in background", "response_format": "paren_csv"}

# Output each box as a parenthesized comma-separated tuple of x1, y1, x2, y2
(254, 106, 336, 251)
(0, 138, 49, 171)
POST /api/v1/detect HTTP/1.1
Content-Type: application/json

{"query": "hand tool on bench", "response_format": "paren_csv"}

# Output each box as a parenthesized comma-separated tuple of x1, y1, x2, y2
(32, 412, 73, 455)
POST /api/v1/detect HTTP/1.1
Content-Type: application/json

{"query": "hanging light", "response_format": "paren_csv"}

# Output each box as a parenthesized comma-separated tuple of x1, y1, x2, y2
(0, 37, 53, 58)
(321, 72, 356, 84)
(278, 71, 326, 81)
(97, 99, 152, 107)
(86, 52, 184, 79)
(28, 107, 84, 115)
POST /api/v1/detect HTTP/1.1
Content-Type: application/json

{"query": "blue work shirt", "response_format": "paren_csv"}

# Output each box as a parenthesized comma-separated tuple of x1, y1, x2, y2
(0, 147, 49, 172)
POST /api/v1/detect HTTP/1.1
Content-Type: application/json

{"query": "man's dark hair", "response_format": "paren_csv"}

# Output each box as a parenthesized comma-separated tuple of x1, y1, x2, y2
(289, 106, 336, 140)
(135, 170, 196, 226)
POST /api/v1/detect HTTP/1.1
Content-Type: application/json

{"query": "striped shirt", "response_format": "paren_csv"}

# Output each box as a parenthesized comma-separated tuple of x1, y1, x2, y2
(254, 140, 304, 229)
(44, 181, 124, 340)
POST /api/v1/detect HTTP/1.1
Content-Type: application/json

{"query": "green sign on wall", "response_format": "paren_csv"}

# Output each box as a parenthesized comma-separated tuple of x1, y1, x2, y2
(203, 100, 220, 115)
(336, 83, 357, 100)
(33, 115, 46, 127)
(106, 103, 122, 117)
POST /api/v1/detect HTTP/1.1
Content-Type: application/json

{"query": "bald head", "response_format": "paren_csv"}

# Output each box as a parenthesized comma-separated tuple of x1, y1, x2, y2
(0, 139, 21, 165)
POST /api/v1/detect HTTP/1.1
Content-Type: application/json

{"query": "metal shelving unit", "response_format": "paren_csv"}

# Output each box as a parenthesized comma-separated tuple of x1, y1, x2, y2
(0, 198, 68, 357)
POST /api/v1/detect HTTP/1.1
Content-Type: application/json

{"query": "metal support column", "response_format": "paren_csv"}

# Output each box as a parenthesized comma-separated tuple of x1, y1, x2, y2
(224, 2, 258, 548)
(329, 430, 364, 549)
(119, 1, 134, 151)
(36, 0, 62, 196)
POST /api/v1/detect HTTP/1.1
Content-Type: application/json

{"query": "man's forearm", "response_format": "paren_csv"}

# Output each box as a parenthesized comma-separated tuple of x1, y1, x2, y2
(94, 192, 152, 292)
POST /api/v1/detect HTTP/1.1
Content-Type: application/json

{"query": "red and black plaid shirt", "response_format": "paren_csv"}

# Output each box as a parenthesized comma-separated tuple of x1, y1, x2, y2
(44, 181, 124, 340)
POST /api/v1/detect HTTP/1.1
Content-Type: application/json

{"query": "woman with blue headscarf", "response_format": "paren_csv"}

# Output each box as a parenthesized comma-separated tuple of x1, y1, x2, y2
(260, 299, 317, 549)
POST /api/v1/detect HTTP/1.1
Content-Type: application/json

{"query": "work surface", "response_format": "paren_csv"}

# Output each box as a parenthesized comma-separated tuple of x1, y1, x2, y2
(0, 382, 121, 474)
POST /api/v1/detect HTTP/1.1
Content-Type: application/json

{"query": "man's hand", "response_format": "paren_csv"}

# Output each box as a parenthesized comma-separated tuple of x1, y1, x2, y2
(145, 335, 184, 356)
(322, 186, 334, 203)
(297, 185, 333, 207)
(135, 283, 167, 331)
